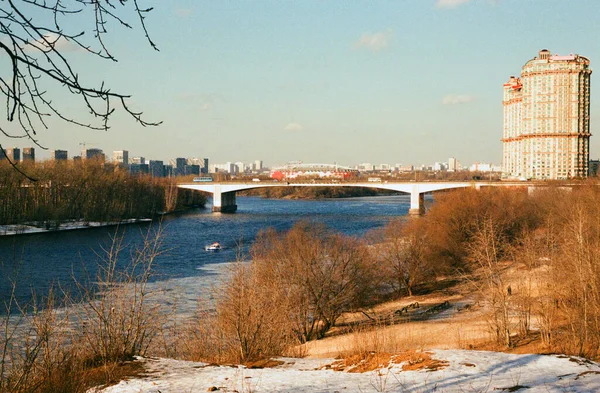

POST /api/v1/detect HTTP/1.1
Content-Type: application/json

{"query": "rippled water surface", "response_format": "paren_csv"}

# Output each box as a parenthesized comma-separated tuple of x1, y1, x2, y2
(0, 195, 413, 306)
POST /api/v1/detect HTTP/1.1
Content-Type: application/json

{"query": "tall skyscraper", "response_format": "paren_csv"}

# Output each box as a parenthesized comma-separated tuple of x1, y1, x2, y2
(503, 49, 592, 180)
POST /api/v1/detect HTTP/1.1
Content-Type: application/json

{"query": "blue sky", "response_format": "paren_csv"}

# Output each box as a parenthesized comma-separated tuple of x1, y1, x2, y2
(12, 0, 600, 167)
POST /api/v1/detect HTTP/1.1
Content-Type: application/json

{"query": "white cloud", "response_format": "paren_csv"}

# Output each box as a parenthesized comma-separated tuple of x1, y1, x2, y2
(200, 103, 212, 112)
(442, 94, 477, 105)
(174, 8, 193, 17)
(354, 30, 392, 52)
(283, 122, 303, 132)
(27, 33, 81, 52)
(436, 0, 472, 9)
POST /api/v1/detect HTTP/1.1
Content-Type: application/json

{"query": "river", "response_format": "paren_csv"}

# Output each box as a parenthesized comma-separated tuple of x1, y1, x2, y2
(0, 195, 414, 311)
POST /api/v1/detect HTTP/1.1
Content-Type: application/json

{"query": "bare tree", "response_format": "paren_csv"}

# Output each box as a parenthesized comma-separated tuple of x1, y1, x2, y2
(468, 216, 513, 348)
(0, 0, 160, 173)
(380, 219, 433, 297)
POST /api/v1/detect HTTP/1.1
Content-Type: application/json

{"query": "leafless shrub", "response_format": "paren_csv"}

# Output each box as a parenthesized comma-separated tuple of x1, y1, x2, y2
(467, 216, 513, 347)
(0, 225, 175, 392)
(70, 226, 166, 365)
(183, 222, 379, 364)
(379, 219, 435, 297)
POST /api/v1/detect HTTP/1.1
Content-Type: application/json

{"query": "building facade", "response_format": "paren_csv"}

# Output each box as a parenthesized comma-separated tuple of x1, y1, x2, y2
(51, 150, 68, 160)
(4, 147, 21, 162)
(113, 150, 129, 166)
(503, 49, 592, 180)
(84, 148, 105, 162)
(149, 160, 164, 177)
(22, 147, 35, 162)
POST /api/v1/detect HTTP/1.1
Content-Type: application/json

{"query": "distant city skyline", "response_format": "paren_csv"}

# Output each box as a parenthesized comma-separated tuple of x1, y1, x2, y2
(4, 144, 500, 174)
(3, 1, 599, 166)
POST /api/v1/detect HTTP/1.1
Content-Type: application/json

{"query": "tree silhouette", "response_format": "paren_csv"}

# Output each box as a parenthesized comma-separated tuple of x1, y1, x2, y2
(0, 0, 160, 175)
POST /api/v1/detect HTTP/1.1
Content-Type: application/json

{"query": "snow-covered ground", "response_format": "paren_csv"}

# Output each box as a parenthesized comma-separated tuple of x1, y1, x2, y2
(92, 349, 600, 393)
(0, 218, 152, 236)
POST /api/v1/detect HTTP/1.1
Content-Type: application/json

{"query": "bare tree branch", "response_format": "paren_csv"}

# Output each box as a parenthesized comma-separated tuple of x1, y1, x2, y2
(0, 0, 161, 154)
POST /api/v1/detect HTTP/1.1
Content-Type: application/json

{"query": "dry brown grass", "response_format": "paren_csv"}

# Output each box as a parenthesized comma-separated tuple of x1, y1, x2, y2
(323, 350, 449, 373)
(82, 361, 147, 391)
(395, 350, 449, 372)
(243, 359, 285, 369)
(304, 278, 490, 359)
(325, 352, 398, 373)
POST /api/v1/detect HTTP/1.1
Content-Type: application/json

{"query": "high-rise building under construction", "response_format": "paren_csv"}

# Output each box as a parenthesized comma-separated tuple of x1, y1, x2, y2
(502, 49, 591, 180)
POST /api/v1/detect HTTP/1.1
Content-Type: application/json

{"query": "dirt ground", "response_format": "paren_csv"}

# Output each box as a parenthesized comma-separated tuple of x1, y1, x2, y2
(304, 264, 550, 359)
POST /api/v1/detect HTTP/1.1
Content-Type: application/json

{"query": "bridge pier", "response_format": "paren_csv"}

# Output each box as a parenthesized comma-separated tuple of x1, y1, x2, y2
(409, 187, 425, 216)
(212, 187, 237, 213)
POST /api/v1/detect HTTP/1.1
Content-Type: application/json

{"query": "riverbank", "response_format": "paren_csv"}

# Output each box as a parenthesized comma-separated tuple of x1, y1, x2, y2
(0, 218, 154, 236)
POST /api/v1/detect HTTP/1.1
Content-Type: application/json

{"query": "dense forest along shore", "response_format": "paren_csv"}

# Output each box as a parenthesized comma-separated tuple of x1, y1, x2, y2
(0, 160, 206, 235)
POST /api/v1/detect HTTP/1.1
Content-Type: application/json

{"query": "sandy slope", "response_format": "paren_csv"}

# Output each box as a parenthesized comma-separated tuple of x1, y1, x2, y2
(91, 350, 600, 393)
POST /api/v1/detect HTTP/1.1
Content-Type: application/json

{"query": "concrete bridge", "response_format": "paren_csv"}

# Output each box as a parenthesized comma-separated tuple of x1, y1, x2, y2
(177, 181, 526, 215)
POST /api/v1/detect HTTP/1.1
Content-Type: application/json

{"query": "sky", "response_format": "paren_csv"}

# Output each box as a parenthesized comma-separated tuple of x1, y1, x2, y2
(3, 0, 600, 167)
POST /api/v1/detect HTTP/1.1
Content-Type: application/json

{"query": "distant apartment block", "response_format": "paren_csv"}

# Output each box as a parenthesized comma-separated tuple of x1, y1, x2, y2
(51, 150, 68, 160)
(3, 147, 21, 162)
(187, 164, 200, 175)
(397, 165, 414, 172)
(149, 160, 164, 177)
(164, 164, 173, 177)
(186, 158, 209, 175)
(448, 157, 457, 172)
(83, 148, 105, 162)
(503, 49, 592, 180)
(113, 150, 129, 166)
(358, 163, 374, 172)
(433, 162, 446, 172)
(130, 157, 145, 165)
(172, 157, 186, 176)
(470, 163, 501, 172)
(589, 160, 600, 177)
(129, 163, 149, 175)
(22, 147, 35, 162)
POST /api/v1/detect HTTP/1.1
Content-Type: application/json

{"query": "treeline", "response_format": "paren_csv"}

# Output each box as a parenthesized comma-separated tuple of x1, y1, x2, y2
(378, 184, 600, 358)
(0, 160, 206, 226)
(240, 186, 398, 199)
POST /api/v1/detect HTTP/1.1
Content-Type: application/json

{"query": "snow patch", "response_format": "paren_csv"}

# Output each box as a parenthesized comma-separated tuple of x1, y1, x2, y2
(90, 349, 600, 393)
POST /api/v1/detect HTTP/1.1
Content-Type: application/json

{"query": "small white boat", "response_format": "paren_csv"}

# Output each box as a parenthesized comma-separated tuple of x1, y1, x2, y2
(205, 242, 222, 251)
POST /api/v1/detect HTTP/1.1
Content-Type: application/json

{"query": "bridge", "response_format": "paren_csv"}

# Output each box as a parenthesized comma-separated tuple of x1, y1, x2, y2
(177, 181, 531, 215)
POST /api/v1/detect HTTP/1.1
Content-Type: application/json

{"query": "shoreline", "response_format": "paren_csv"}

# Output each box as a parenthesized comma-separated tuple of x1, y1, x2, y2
(0, 204, 207, 237)
(0, 218, 154, 237)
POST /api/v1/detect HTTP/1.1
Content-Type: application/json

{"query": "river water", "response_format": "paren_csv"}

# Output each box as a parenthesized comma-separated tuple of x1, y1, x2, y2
(0, 195, 412, 310)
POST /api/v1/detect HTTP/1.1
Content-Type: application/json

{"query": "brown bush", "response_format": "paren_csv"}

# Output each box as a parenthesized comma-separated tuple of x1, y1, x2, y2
(419, 187, 538, 271)
(378, 218, 437, 297)
(183, 222, 380, 364)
